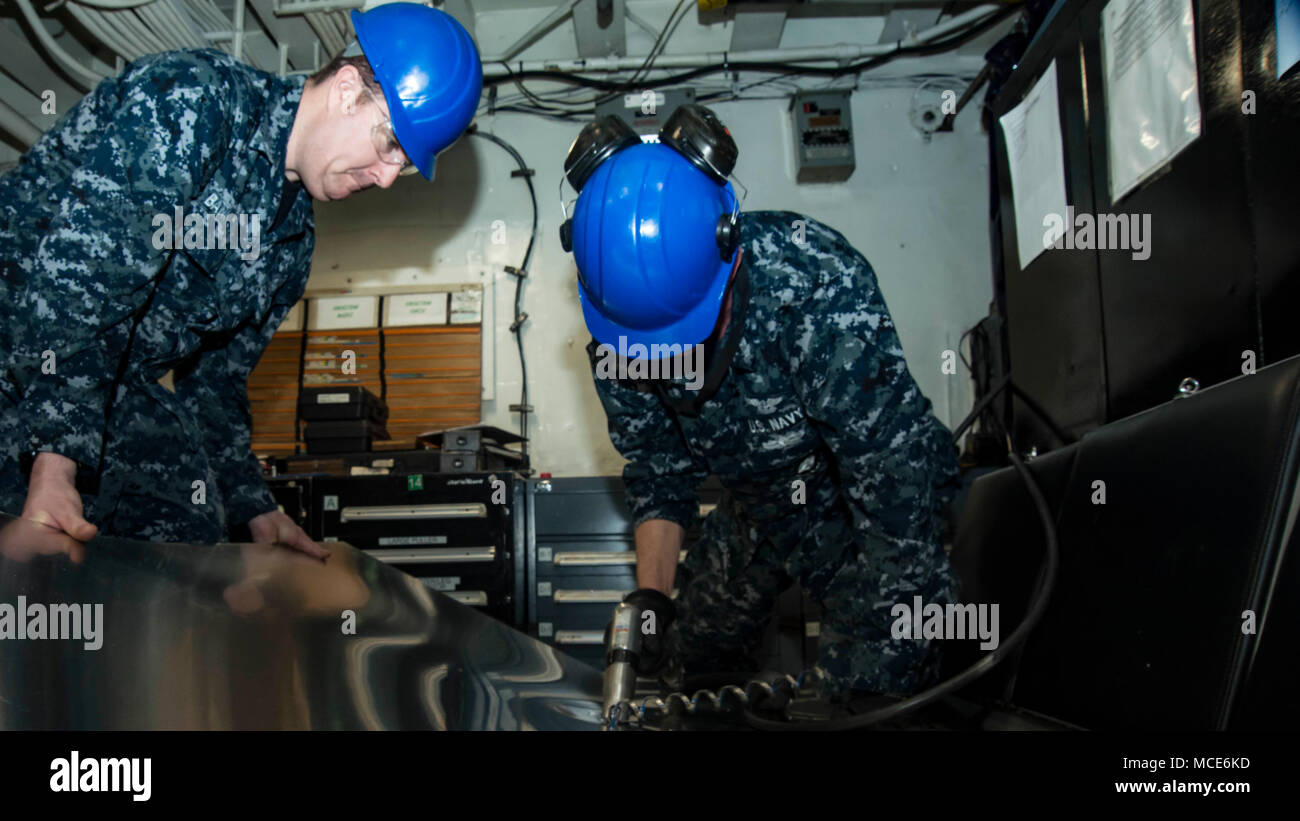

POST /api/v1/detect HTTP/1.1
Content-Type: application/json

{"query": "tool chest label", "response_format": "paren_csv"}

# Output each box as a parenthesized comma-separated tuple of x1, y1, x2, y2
(377, 536, 449, 546)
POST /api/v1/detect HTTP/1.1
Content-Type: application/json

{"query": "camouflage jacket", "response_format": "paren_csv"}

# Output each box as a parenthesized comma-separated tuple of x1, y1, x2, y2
(0, 50, 313, 526)
(588, 211, 959, 560)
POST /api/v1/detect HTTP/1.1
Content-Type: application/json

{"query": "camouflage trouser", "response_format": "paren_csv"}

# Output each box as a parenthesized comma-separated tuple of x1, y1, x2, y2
(0, 376, 231, 544)
(674, 490, 955, 700)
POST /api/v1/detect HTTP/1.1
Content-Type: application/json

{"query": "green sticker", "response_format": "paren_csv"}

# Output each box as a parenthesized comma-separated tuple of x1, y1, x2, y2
(408, 474, 424, 491)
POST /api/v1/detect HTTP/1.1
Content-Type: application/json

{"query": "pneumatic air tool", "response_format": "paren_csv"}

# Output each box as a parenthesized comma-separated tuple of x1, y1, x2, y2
(601, 588, 677, 729)
(602, 599, 642, 728)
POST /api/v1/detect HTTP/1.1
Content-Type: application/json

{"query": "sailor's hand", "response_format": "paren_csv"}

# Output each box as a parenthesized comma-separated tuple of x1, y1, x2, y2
(621, 588, 677, 677)
(247, 509, 330, 560)
(0, 514, 87, 564)
(21, 452, 98, 543)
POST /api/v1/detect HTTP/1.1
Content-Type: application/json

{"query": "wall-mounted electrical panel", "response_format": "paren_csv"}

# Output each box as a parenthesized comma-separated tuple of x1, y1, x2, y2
(790, 89, 855, 183)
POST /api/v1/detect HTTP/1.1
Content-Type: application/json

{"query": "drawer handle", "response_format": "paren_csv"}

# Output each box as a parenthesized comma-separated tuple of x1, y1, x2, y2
(367, 546, 496, 564)
(550, 549, 687, 566)
(444, 590, 489, 606)
(553, 589, 630, 604)
(340, 503, 487, 522)
(555, 630, 604, 645)
(552, 588, 678, 604)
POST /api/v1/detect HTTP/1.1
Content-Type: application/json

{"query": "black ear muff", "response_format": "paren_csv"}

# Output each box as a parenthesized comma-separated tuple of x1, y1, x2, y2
(716, 215, 739, 261)
(659, 104, 738, 183)
(563, 115, 641, 192)
(560, 219, 573, 253)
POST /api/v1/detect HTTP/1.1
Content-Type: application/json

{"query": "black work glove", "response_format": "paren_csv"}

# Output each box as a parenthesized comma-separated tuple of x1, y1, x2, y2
(622, 588, 676, 676)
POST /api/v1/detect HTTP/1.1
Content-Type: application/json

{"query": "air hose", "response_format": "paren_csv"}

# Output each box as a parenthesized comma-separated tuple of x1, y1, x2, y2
(613, 375, 1061, 731)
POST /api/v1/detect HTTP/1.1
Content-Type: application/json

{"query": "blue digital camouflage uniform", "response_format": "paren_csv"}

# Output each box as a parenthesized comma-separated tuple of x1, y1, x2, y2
(587, 211, 960, 699)
(0, 49, 314, 543)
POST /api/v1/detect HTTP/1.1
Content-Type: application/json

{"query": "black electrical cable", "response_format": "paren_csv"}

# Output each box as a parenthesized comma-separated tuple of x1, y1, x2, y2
(481, 5, 1018, 126)
(496, 61, 599, 114)
(744, 375, 1059, 731)
(487, 105, 595, 122)
(958, 323, 978, 372)
(466, 126, 537, 472)
(618, 0, 692, 94)
(1009, 381, 1075, 447)
(743, 366, 1055, 732)
(951, 373, 1010, 443)
(482, 5, 1020, 94)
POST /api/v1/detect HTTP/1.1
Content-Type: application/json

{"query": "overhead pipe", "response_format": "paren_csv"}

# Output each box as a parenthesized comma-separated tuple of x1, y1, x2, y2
(0, 98, 44, 149)
(232, 0, 246, 60)
(274, 0, 363, 16)
(70, 0, 158, 8)
(483, 3, 1002, 76)
(134, 3, 186, 49)
(15, 0, 108, 90)
(105, 7, 171, 53)
(147, 1, 207, 48)
(304, 12, 344, 56)
(64, 5, 144, 59)
(92, 7, 166, 54)
(184, 0, 232, 32)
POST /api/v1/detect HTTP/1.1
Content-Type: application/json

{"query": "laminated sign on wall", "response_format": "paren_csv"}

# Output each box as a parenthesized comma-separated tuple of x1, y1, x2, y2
(1101, 0, 1202, 201)
(998, 60, 1069, 270)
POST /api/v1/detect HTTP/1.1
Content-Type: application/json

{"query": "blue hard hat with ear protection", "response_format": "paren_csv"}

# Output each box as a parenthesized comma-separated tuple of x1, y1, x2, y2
(350, 2, 483, 180)
(561, 105, 742, 356)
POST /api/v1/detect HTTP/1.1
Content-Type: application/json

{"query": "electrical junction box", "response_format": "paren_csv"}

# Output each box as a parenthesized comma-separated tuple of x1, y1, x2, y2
(594, 87, 697, 140)
(790, 89, 856, 183)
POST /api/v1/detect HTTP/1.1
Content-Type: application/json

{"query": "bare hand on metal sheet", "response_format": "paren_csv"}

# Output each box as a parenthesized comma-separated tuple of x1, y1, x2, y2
(248, 509, 331, 560)
(0, 512, 87, 565)
(21, 452, 98, 544)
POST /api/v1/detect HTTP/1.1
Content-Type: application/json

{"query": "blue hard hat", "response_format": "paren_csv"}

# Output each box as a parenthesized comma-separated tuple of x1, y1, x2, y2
(351, 3, 483, 180)
(572, 142, 738, 355)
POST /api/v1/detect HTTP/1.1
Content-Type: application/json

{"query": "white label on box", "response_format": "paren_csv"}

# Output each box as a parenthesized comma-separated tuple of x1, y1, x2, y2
(422, 577, 460, 591)
(537, 581, 552, 597)
(538, 547, 553, 563)
(623, 91, 665, 109)
(449, 289, 483, 324)
(323, 495, 338, 511)
(316, 393, 350, 404)
(308, 296, 379, 330)
(538, 622, 553, 638)
(386, 293, 449, 327)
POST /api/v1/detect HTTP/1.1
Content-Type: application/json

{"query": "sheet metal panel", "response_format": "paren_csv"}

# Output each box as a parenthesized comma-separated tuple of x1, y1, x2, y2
(0, 514, 602, 730)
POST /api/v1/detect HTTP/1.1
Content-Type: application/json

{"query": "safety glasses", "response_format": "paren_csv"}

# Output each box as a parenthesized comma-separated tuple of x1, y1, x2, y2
(362, 87, 418, 176)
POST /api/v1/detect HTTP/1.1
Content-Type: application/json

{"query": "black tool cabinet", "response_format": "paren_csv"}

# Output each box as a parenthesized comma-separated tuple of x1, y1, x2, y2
(527, 476, 721, 670)
(266, 471, 763, 668)
(308, 472, 525, 626)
